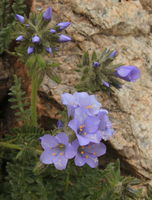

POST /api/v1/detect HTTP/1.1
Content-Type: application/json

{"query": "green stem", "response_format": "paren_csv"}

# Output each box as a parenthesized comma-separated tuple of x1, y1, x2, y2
(0, 142, 42, 155)
(0, 142, 22, 151)
(31, 72, 38, 127)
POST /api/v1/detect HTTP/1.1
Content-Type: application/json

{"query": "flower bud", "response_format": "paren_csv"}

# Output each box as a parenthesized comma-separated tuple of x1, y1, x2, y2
(46, 47, 52, 54)
(92, 62, 100, 67)
(50, 29, 56, 33)
(58, 34, 71, 43)
(115, 65, 140, 82)
(27, 46, 34, 54)
(109, 50, 117, 58)
(43, 7, 52, 20)
(102, 80, 110, 87)
(57, 22, 71, 30)
(32, 35, 40, 43)
(57, 120, 63, 128)
(16, 14, 24, 24)
(16, 35, 24, 41)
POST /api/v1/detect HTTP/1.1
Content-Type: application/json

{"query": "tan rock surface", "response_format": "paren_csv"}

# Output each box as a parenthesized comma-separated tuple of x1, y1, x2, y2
(33, 0, 152, 179)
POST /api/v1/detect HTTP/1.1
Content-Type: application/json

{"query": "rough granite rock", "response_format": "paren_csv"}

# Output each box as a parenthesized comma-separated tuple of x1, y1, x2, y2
(139, 0, 152, 12)
(32, 0, 152, 180)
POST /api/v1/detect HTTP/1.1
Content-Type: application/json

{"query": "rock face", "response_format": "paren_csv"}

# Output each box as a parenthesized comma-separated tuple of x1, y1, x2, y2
(32, 0, 152, 180)
(139, 0, 152, 12)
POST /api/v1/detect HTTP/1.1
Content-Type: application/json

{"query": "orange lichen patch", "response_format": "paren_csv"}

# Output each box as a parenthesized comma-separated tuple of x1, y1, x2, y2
(81, 146, 85, 149)
(86, 105, 93, 109)
(93, 152, 97, 155)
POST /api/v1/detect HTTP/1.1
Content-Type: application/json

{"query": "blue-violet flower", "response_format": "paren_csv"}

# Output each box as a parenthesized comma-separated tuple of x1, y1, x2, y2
(43, 7, 52, 20)
(40, 133, 76, 170)
(16, 35, 24, 41)
(115, 65, 140, 82)
(57, 22, 71, 30)
(16, 14, 24, 23)
(46, 47, 52, 54)
(72, 140, 106, 168)
(92, 62, 100, 68)
(61, 92, 101, 117)
(68, 115, 102, 145)
(32, 35, 40, 43)
(58, 34, 71, 42)
(27, 46, 34, 54)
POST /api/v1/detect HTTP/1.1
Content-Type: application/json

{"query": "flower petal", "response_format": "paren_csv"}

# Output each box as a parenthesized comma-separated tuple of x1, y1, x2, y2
(53, 155, 68, 170)
(65, 144, 77, 159)
(85, 157, 98, 168)
(55, 132, 68, 145)
(40, 150, 53, 164)
(74, 154, 85, 166)
(40, 134, 58, 150)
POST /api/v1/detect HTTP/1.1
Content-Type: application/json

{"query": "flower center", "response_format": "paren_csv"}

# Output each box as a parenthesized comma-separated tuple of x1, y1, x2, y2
(86, 105, 93, 109)
(78, 125, 87, 136)
(57, 143, 65, 150)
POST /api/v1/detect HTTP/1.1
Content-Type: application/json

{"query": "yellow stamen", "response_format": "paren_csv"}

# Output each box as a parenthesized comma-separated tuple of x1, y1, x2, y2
(83, 132, 87, 136)
(80, 151, 84, 154)
(85, 155, 89, 158)
(52, 152, 56, 156)
(86, 105, 93, 109)
(79, 125, 85, 129)
(59, 144, 64, 148)
(60, 152, 64, 156)
(93, 152, 97, 155)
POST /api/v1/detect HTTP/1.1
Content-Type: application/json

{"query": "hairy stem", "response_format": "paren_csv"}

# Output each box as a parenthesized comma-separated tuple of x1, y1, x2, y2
(0, 142, 42, 154)
(31, 72, 38, 127)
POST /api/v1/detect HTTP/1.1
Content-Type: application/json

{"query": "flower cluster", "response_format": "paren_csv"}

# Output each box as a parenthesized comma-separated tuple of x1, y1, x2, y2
(15, 7, 71, 55)
(40, 92, 114, 170)
(76, 50, 140, 93)
(92, 50, 140, 88)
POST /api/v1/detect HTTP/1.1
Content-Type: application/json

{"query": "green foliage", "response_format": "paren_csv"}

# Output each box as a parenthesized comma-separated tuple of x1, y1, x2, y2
(0, 0, 27, 53)
(0, 143, 143, 200)
(145, 187, 152, 200)
(8, 75, 31, 125)
(75, 50, 123, 93)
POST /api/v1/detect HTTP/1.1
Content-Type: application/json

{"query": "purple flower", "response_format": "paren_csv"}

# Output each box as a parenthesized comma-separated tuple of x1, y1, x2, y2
(109, 50, 117, 58)
(68, 115, 102, 145)
(40, 133, 76, 170)
(57, 22, 71, 30)
(92, 62, 100, 68)
(16, 35, 24, 41)
(57, 120, 63, 129)
(72, 140, 106, 168)
(27, 46, 34, 54)
(97, 109, 114, 140)
(43, 7, 52, 20)
(50, 29, 56, 33)
(46, 47, 52, 54)
(102, 80, 110, 87)
(58, 34, 71, 43)
(32, 35, 40, 43)
(16, 14, 24, 23)
(115, 65, 140, 82)
(61, 92, 101, 117)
